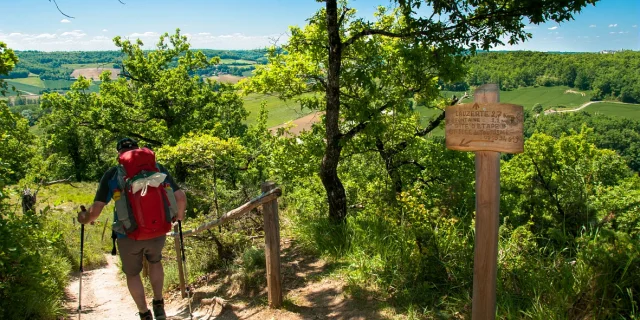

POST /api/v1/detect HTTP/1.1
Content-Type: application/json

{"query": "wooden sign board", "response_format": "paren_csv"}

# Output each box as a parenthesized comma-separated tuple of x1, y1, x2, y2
(445, 103, 524, 154)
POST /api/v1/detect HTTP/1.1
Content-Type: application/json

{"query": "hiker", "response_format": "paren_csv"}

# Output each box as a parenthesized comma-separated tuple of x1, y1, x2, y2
(78, 137, 187, 320)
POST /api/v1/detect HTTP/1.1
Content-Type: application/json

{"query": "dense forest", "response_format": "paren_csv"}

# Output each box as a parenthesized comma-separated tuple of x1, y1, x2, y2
(2, 0, 640, 319)
(443, 50, 640, 103)
(0, 48, 268, 80)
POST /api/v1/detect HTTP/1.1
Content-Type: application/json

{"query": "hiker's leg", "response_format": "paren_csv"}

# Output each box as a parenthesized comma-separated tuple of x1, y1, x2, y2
(117, 237, 148, 312)
(126, 273, 149, 312)
(148, 261, 164, 300)
(144, 235, 167, 300)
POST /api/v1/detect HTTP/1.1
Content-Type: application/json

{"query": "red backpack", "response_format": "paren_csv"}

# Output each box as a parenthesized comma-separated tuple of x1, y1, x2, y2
(113, 147, 176, 240)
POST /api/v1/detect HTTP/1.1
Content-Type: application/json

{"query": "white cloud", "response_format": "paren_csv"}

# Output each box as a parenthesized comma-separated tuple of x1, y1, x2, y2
(610, 32, 616, 34)
(90, 36, 110, 42)
(1, 31, 284, 51)
(35, 33, 57, 39)
(60, 19, 71, 23)
(609, 24, 618, 27)
(102, 29, 108, 32)
(589, 24, 596, 28)
(556, 37, 564, 39)
(548, 26, 558, 30)
(129, 32, 159, 38)
(633, 25, 638, 28)
(61, 30, 86, 38)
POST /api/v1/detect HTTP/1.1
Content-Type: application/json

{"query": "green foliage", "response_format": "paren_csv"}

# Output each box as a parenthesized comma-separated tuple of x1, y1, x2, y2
(0, 42, 19, 96)
(39, 78, 115, 181)
(532, 103, 543, 114)
(0, 101, 35, 184)
(0, 207, 71, 319)
(502, 128, 631, 244)
(465, 51, 640, 103)
(583, 102, 640, 121)
(526, 111, 640, 171)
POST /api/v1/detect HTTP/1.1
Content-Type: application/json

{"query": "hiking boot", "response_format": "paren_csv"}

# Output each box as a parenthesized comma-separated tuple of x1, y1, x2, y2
(152, 298, 167, 320)
(138, 310, 152, 320)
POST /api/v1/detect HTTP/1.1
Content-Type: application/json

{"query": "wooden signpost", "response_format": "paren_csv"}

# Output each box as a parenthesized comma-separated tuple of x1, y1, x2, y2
(445, 84, 524, 320)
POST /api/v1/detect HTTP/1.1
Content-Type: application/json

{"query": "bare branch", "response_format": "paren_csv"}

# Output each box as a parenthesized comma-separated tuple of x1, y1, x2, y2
(338, 6, 349, 27)
(43, 176, 79, 187)
(341, 7, 528, 49)
(78, 122, 164, 146)
(49, 0, 75, 18)
(341, 102, 392, 142)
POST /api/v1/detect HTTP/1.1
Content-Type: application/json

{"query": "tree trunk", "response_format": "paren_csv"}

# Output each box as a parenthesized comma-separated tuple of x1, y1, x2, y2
(320, 0, 347, 223)
(375, 138, 403, 195)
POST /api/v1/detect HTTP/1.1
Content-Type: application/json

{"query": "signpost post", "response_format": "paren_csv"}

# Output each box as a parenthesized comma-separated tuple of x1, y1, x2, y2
(445, 84, 524, 320)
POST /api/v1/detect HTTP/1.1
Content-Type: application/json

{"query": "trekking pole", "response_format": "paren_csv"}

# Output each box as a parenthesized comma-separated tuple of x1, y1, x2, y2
(178, 220, 193, 319)
(78, 205, 87, 319)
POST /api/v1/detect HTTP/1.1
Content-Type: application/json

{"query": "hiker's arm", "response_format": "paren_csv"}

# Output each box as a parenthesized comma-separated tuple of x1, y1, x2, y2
(78, 201, 106, 224)
(174, 190, 187, 221)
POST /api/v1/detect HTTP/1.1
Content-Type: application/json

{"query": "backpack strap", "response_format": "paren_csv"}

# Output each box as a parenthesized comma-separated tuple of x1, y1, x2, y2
(112, 165, 138, 234)
(156, 164, 179, 221)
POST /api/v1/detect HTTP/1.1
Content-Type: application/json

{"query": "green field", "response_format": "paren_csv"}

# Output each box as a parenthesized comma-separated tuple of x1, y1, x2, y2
(43, 79, 76, 89)
(244, 93, 317, 128)
(4, 80, 44, 95)
(62, 63, 113, 69)
(443, 86, 592, 110)
(219, 59, 256, 65)
(7, 76, 45, 88)
(583, 102, 640, 120)
(415, 106, 445, 135)
(257, 86, 640, 131)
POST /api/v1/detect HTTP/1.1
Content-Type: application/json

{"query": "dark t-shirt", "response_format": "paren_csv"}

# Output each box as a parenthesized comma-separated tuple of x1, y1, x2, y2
(93, 163, 180, 203)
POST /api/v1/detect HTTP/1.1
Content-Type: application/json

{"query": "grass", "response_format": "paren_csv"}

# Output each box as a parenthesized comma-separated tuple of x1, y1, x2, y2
(414, 106, 445, 135)
(443, 86, 592, 110)
(62, 63, 113, 69)
(44, 79, 76, 89)
(4, 80, 44, 95)
(244, 93, 316, 128)
(246, 86, 609, 131)
(583, 102, 640, 120)
(218, 59, 256, 65)
(7, 76, 45, 88)
(5, 182, 110, 269)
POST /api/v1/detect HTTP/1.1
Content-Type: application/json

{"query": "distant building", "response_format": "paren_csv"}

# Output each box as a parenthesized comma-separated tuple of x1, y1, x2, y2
(599, 49, 625, 54)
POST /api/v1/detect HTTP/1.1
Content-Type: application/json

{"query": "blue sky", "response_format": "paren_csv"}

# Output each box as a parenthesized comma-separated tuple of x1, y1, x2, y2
(0, 0, 637, 52)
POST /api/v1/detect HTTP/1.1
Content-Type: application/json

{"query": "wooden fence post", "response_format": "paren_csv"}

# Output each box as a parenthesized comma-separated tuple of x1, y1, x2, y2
(472, 84, 501, 320)
(174, 224, 186, 298)
(261, 181, 282, 308)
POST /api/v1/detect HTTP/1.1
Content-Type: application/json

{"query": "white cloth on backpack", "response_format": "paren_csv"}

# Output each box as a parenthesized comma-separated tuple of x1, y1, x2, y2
(131, 172, 167, 196)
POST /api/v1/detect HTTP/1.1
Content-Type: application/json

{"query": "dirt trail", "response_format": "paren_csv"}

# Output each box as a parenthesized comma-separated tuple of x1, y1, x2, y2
(64, 254, 140, 319)
(63, 240, 392, 320)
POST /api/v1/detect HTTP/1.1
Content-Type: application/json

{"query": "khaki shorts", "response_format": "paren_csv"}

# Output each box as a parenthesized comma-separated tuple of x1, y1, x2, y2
(117, 236, 166, 276)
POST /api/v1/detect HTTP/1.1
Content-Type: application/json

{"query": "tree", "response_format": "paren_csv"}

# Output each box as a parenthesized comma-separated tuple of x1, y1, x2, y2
(0, 42, 18, 96)
(501, 127, 630, 243)
(532, 103, 543, 114)
(248, 0, 599, 223)
(43, 30, 246, 148)
(0, 42, 34, 186)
